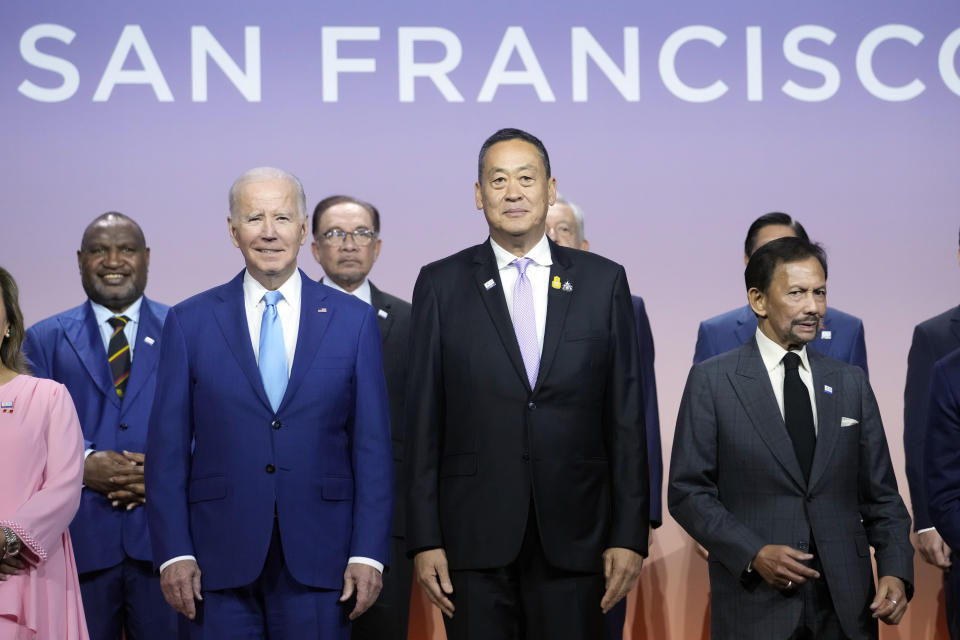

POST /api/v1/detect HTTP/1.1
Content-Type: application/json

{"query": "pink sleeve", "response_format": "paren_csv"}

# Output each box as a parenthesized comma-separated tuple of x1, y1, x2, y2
(0, 382, 84, 563)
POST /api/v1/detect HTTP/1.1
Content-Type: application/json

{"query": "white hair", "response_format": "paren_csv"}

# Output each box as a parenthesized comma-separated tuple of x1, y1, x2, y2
(554, 193, 585, 239)
(229, 167, 307, 220)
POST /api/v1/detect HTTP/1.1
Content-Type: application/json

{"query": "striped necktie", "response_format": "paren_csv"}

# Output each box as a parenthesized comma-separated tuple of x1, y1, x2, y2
(107, 316, 132, 398)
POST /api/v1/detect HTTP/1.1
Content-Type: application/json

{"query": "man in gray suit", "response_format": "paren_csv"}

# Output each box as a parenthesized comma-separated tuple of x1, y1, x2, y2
(669, 236, 913, 639)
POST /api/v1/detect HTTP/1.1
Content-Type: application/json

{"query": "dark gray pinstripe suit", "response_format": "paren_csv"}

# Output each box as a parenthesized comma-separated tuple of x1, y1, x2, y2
(669, 337, 913, 639)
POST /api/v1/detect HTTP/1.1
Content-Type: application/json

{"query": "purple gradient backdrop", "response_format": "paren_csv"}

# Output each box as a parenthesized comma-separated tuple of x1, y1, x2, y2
(2, 2, 958, 637)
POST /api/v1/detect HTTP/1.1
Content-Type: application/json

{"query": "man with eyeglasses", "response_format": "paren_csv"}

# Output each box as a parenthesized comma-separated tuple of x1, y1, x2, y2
(311, 195, 413, 640)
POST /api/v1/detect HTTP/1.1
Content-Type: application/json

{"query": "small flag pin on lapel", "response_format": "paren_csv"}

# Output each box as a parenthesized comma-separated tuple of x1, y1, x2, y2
(378, 309, 389, 319)
(1, 401, 14, 414)
(484, 279, 496, 290)
(318, 307, 327, 313)
(144, 336, 155, 345)
(551, 276, 561, 290)
(562, 281, 573, 292)
(821, 330, 832, 340)
(824, 385, 833, 395)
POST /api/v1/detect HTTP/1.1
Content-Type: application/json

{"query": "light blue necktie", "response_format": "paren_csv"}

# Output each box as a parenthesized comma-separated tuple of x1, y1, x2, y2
(259, 290, 288, 412)
(510, 257, 540, 388)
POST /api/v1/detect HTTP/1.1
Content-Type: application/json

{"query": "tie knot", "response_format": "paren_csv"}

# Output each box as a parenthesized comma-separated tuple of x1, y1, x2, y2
(263, 290, 284, 307)
(782, 352, 802, 371)
(511, 257, 533, 276)
(107, 316, 129, 329)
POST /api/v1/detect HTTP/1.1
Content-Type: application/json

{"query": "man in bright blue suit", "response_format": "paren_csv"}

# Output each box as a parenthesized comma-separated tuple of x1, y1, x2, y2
(145, 167, 393, 639)
(546, 196, 663, 640)
(24, 212, 176, 640)
(924, 345, 960, 639)
(694, 212, 868, 374)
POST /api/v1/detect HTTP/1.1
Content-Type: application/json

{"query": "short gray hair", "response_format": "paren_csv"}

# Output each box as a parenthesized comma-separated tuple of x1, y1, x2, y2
(229, 167, 306, 220)
(554, 193, 585, 239)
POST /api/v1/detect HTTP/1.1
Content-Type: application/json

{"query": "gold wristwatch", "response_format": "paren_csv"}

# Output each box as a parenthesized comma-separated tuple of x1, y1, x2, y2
(1, 526, 21, 558)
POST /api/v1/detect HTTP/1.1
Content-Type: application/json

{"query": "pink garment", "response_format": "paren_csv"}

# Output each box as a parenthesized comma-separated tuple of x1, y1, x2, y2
(0, 375, 88, 640)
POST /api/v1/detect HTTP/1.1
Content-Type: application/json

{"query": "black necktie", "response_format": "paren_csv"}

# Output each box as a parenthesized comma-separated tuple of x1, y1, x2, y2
(107, 316, 132, 399)
(782, 352, 815, 481)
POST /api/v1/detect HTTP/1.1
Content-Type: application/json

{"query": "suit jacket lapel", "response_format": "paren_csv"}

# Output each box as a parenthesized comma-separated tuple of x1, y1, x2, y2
(472, 243, 531, 391)
(734, 305, 756, 346)
(369, 282, 395, 342)
(729, 339, 806, 489)
(808, 352, 840, 491)
(534, 242, 573, 393)
(283, 272, 333, 409)
(63, 303, 118, 406)
(213, 272, 272, 411)
(120, 298, 162, 410)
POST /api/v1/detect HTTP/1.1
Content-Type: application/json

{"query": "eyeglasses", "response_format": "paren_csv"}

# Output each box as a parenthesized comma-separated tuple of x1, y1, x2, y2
(319, 228, 378, 247)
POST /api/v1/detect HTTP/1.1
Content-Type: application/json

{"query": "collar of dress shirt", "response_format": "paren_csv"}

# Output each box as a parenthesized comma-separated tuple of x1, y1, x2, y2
(490, 234, 553, 270)
(243, 268, 302, 310)
(90, 296, 143, 327)
(322, 277, 372, 306)
(755, 326, 811, 374)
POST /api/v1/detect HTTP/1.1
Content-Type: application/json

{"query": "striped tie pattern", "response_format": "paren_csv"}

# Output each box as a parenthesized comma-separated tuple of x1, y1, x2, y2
(107, 316, 132, 398)
(510, 257, 540, 388)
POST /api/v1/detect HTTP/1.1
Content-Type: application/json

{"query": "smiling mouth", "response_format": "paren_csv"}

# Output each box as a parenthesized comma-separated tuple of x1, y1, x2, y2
(99, 273, 129, 284)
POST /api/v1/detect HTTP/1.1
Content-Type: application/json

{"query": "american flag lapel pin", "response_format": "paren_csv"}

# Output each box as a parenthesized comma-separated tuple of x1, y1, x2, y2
(318, 307, 327, 313)
(1, 400, 14, 414)
(144, 336, 155, 345)
(484, 279, 496, 290)
(824, 385, 833, 395)
(377, 309, 389, 319)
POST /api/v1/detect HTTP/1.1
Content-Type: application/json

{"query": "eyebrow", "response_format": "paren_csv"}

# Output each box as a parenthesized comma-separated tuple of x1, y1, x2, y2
(488, 164, 537, 175)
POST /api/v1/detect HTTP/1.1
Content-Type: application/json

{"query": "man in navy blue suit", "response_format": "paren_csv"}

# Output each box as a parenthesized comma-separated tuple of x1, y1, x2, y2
(694, 212, 868, 373)
(24, 212, 176, 639)
(545, 195, 663, 639)
(925, 345, 960, 639)
(904, 229, 960, 637)
(145, 167, 393, 639)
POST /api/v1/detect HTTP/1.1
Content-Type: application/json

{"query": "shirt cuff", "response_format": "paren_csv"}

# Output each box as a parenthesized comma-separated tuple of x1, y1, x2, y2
(84, 448, 96, 460)
(160, 555, 197, 574)
(917, 527, 937, 534)
(348, 556, 384, 573)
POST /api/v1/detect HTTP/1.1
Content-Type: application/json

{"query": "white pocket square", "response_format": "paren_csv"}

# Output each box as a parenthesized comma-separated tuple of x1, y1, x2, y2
(840, 417, 859, 427)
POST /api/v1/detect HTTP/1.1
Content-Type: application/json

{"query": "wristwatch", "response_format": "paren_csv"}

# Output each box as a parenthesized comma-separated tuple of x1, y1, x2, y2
(1, 527, 21, 558)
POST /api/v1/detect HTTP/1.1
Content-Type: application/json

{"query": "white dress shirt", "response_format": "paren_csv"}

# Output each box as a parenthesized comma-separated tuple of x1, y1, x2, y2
(755, 328, 819, 433)
(161, 269, 382, 574)
(490, 235, 552, 355)
(322, 277, 372, 306)
(243, 270, 301, 376)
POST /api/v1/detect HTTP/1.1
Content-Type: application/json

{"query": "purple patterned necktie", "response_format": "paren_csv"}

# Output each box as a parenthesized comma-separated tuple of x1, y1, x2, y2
(510, 257, 540, 388)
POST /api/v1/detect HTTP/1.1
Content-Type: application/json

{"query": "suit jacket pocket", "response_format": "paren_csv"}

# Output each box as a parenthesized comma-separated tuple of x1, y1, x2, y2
(311, 357, 353, 369)
(440, 453, 478, 477)
(321, 477, 354, 501)
(188, 476, 226, 503)
(564, 330, 605, 342)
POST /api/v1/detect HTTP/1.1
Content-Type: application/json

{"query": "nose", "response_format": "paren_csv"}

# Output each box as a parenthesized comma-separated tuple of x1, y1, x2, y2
(803, 292, 822, 315)
(546, 226, 557, 241)
(261, 217, 277, 239)
(505, 177, 523, 201)
(104, 248, 123, 267)
(341, 233, 359, 250)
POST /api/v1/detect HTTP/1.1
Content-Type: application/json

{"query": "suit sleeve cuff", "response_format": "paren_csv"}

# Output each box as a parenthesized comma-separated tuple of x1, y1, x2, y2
(917, 527, 936, 534)
(348, 556, 384, 573)
(160, 555, 197, 574)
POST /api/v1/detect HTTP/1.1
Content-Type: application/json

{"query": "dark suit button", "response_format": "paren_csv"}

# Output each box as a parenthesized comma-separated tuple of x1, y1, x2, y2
(527, 402, 536, 410)
(119, 423, 129, 431)
(271, 420, 282, 430)
(265, 464, 276, 473)
(798, 541, 808, 551)
(522, 453, 530, 461)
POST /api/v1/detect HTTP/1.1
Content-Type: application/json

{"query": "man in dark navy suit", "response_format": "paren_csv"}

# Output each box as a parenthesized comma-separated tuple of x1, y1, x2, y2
(905, 228, 960, 637)
(694, 212, 868, 373)
(24, 212, 176, 640)
(545, 195, 662, 640)
(311, 194, 413, 640)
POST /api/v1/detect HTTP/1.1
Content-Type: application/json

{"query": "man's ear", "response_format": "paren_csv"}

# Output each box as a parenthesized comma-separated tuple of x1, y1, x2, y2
(747, 287, 767, 318)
